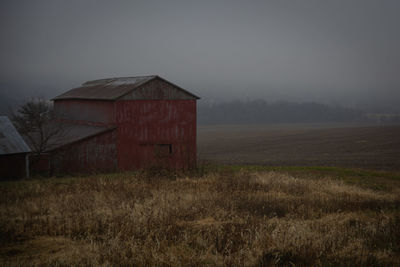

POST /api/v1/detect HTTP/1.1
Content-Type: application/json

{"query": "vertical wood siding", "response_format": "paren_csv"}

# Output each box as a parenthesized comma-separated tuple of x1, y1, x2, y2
(54, 100, 115, 125)
(116, 100, 196, 170)
(52, 129, 117, 174)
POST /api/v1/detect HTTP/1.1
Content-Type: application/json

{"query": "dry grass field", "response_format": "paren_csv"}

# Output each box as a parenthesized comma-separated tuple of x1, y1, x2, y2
(198, 124, 400, 170)
(1, 123, 400, 265)
(1, 168, 399, 266)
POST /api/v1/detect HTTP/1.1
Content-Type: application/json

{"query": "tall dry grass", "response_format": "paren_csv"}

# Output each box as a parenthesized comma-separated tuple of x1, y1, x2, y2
(0, 170, 399, 266)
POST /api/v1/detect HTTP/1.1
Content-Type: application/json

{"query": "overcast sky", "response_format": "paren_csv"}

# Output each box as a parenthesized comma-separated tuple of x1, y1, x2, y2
(1, 0, 399, 111)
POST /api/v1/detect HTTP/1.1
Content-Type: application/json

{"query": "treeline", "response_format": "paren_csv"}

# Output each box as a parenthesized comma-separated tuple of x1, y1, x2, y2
(198, 100, 367, 124)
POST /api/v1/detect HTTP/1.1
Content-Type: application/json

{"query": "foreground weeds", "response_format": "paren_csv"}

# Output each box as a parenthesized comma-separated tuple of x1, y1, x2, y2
(0, 170, 399, 266)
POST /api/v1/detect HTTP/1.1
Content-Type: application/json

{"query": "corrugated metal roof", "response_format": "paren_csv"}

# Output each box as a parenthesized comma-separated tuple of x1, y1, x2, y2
(0, 116, 31, 155)
(53, 123, 116, 150)
(52, 75, 200, 100)
(23, 122, 116, 152)
(53, 76, 155, 100)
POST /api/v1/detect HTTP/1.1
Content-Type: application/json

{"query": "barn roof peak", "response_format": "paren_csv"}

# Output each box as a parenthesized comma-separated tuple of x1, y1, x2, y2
(82, 75, 157, 87)
(53, 75, 199, 101)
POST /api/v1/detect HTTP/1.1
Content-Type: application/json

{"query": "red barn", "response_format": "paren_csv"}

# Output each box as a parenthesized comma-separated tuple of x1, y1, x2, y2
(49, 75, 199, 173)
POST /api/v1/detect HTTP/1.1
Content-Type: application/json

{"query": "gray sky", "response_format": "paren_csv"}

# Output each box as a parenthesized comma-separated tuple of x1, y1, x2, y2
(1, 0, 399, 111)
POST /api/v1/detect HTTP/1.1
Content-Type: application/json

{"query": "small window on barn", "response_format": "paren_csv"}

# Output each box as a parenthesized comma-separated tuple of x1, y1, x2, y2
(155, 144, 172, 157)
(0, 132, 5, 139)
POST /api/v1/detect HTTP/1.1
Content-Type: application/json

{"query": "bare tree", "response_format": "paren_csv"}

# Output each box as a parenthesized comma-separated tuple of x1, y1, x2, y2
(12, 98, 65, 157)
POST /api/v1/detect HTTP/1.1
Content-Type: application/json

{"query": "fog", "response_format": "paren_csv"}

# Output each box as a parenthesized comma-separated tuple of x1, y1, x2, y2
(1, 0, 399, 113)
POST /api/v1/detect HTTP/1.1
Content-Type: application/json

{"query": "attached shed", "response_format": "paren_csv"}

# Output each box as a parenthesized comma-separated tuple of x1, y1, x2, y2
(0, 116, 31, 179)
(51, 75, 199, 173)
(29, 123, 117, 175)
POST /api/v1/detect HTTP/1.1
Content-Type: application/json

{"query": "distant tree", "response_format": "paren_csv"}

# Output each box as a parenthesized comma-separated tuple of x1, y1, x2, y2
(11, 98, 65, 157)
(198, 99, 367, 125)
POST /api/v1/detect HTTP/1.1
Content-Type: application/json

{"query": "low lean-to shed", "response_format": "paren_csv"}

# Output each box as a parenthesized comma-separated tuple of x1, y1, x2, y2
(47, 75, 199, 174)
(29, 123, 117, 175)
(0, 116, 31, 179)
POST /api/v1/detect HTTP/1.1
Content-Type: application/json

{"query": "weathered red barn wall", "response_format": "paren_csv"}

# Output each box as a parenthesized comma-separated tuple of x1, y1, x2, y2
(119, 78, 196, 100)
(52, 129, 117, 174)
(0, 153, 28, 179)
(54, 100, 115, 125)
(116, 100, 196, 170)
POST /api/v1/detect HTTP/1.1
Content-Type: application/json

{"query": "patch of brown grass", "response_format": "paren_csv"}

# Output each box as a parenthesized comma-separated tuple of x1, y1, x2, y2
(0, 170, 399, 266)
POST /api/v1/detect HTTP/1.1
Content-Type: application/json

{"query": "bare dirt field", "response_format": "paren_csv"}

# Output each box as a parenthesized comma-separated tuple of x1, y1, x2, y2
(198, 123, 400, 171)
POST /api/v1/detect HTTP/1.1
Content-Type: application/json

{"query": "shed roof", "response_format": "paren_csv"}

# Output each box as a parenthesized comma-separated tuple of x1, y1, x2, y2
(53, 75, 200, 101)
(0, 116, 31, 155)
(53, 123, 116, 150)
(22, 122, 116, 152)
